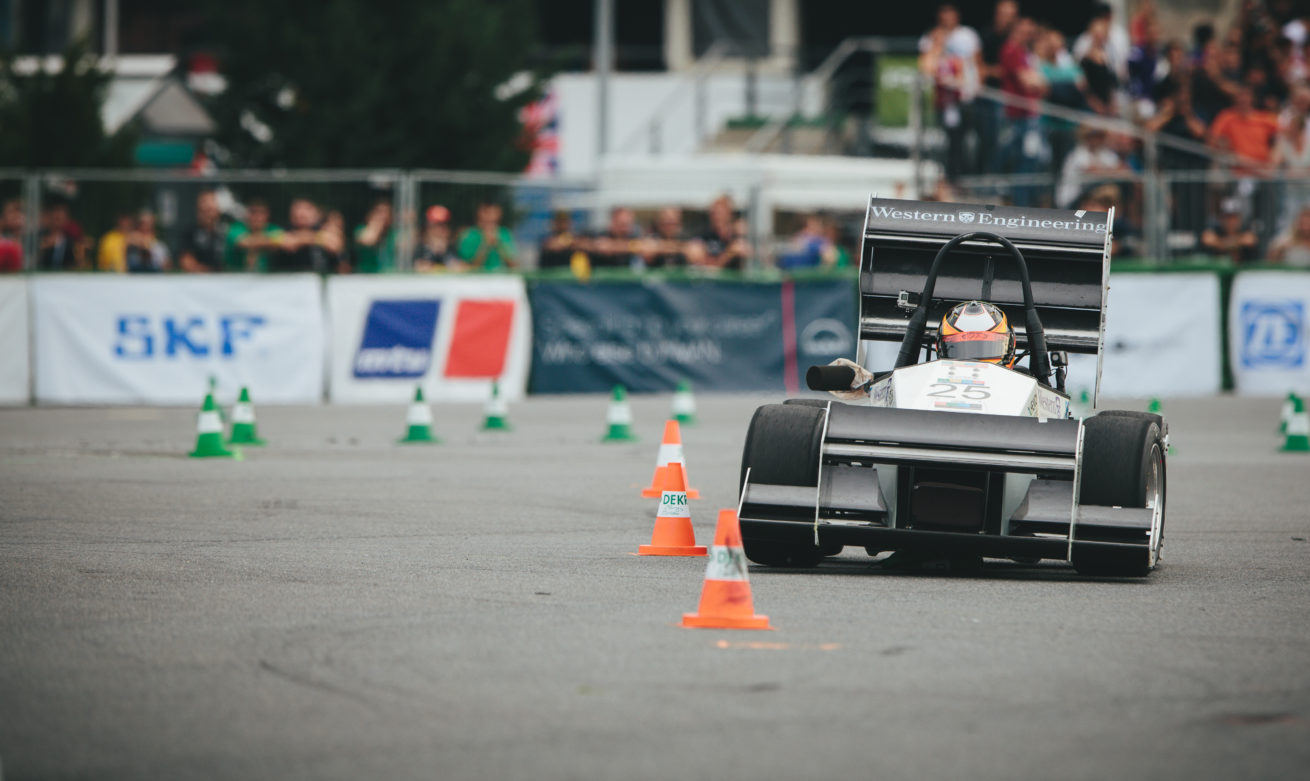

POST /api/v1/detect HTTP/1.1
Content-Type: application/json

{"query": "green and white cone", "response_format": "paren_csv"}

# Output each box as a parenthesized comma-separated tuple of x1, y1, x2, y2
(1280, 395, 1310, 452)
(228, 386, 266, 446)
(1279, 392, 1296, 434)
(398, 386, 439, 444)
(1071, 387, 1092, 420)
(208, 374, 226, 422)
(671, 378, 697, 425)
(189, 393, 239, 459)
(1147, 397, 1163, 415)
(481, 381, 512, 431)
(601, 384, 638, 442)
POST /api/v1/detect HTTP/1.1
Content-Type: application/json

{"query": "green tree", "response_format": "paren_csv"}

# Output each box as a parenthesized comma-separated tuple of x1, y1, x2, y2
(0, 41, 136, 168)
(206, 0, 547, 170)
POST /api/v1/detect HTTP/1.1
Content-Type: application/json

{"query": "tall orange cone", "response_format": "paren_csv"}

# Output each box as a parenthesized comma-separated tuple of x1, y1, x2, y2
(682, 509, 772, 629)
(637, 463, 707, 557)
(641, 420, 700, 499)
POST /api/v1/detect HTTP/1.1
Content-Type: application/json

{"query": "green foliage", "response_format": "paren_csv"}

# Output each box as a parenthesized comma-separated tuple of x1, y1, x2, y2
(206, 0, 547, 170)
(0, 41, 136, 168)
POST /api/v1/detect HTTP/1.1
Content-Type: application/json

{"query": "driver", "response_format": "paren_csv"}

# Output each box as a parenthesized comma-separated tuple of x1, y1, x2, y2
(821, 299, 1019, 400)
(936, 300, 1016, 367)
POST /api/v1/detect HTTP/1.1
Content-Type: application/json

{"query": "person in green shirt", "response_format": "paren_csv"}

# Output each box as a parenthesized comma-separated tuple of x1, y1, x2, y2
(353, 199, 397, 273)
(224, 200, 283, 272)
(456, 202, 517, 271)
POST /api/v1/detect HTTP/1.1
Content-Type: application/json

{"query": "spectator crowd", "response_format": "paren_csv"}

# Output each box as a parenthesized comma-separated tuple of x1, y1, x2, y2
(919, 0, 1310, 263)
(0, 188, 854, 276)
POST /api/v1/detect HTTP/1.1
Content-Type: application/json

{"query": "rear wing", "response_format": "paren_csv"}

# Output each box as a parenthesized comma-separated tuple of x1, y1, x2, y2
(857, 197, 1112, 387)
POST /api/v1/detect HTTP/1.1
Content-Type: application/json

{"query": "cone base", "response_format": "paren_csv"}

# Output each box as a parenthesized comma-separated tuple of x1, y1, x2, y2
(1280, 437, 1310, 452)
(681, 613, 772, 630)
(673, 414, 696, 425)
(189, 448, 240, 460)
(641, 486, 701, 499)
(601, 432, 639, 443)
(481, 418, 512, 431)
(637, 544, 707, 557)
(228, 436, 265, 446)
(398, 436, 441, 444)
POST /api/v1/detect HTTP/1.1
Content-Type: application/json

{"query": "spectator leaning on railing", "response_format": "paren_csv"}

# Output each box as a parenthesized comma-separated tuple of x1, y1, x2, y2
(177, 190, 225, 274)
(413, 205, 465, 272)
(38, 199, 87, 271)
(126, 211, 170, 273)
(96, 212, 134, 273)
(225, 200, 283, 272)
(457, 201, 516, 271)
(353, 199, 397, 273)
(692, 195, 751, 271)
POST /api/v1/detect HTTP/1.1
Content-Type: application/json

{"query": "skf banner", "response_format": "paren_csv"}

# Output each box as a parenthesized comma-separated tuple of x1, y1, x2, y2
(529, 279, 857, 393)
(0, 277, 30, 404)
(1065, 272, 1222, 399)
(32, 275, 324, 405)
(1229, 271, 1310, 395)
(326, 275, 531, 403)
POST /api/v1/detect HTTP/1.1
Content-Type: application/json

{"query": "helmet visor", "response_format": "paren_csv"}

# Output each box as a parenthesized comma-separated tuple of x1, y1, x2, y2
(940, 331, 1010, 361)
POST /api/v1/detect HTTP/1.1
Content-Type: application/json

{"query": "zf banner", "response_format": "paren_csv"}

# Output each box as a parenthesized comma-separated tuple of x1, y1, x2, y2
(529, 279, 857, 393)
(326, 275, 532, 403)
(33, 275, 324, 405)
(0, 277, 30, 404)
(1229, 271, 1310, 395)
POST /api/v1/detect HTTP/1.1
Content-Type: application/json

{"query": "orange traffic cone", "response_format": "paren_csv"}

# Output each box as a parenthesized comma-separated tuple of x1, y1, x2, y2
(637, 463, 707, 557)
(641, 420, 700, 499)
(682, 509, 772, 630)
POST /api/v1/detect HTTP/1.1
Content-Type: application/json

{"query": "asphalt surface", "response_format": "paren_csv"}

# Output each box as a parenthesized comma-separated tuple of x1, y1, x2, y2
(1, 393, 1308, 781)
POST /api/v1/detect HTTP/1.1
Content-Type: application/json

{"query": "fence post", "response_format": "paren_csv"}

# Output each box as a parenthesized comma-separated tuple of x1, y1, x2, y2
(909, 71, 924, 198)
(649, 117, 660, 155)
(22, 175, 40, 272)
(1143, 137, 1165, 263)
(395, 172, 416, 273)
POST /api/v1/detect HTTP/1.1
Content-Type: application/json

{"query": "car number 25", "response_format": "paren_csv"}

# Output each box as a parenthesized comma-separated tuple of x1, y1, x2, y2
(926, 381, 990, 400)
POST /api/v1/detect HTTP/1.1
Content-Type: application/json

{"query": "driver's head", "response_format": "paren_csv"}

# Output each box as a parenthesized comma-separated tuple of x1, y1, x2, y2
(937, 300, 1016, 367)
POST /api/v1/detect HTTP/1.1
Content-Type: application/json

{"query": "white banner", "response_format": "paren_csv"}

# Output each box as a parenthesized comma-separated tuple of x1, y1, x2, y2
(860, 273, 1222, 400)
(1229, 271, 1310, 395)
(33, 275, 324, 405)
(326, 275, 531, 403)
(0, 277, 30, 405)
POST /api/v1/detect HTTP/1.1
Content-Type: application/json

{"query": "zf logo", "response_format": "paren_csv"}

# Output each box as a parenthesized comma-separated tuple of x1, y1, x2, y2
(1241, 300, 1305, 369)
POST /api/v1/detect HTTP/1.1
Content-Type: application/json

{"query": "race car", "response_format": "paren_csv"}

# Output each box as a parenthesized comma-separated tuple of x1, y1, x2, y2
(738, 197, 1166, 577)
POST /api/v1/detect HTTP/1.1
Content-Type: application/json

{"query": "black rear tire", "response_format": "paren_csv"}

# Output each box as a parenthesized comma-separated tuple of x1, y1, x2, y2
(1073, 414, 1165, 577)
(740, 404, 827, 567)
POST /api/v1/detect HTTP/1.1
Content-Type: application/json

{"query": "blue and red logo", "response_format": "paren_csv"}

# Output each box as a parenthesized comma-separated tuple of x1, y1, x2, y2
(353, 298, 515, 380)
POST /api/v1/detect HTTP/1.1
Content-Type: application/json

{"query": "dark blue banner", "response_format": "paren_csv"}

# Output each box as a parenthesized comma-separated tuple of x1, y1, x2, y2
(528, 278, 856, 393)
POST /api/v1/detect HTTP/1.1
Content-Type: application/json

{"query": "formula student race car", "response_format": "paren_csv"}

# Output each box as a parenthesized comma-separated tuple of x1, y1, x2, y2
(738, 197, 1166, 577)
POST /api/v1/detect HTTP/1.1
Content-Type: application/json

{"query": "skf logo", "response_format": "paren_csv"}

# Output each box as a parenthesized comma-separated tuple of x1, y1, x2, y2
(115, 314, 266, 358)
(1241, 300, 1304, 369)
(354, 300, 440, 378)
(354, 297, 517, 380)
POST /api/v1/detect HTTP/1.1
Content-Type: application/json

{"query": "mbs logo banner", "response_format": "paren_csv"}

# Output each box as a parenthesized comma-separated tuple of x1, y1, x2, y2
(353, 298, 515, 380)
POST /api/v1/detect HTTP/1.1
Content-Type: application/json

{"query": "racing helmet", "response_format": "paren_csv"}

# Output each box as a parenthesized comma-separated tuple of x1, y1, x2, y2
(936, 300, 1016, 367)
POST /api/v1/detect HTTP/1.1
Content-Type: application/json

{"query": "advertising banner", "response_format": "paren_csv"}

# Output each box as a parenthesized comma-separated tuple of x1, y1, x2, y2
(0, 277, 30, 405)
(327, 275, 531, 403)
(1229, 271, 1310, 395)
(528, 279, 857, 393)
(32, 275, 324, 405)
(1065, 272, 1222, 399)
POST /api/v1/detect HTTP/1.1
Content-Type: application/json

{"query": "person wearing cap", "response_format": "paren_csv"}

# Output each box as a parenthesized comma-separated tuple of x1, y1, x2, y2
(414, 205, 465, 272)
(1201, 198, 1259, 264)
(456, 202, 516, 271)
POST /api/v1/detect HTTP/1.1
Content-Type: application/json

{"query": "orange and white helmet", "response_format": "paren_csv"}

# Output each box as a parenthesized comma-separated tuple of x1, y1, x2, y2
(937, 300, 1016, 367)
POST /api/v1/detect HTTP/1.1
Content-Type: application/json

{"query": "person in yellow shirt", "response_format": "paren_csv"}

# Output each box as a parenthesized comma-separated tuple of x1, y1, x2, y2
(96, 212, 135, 273)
